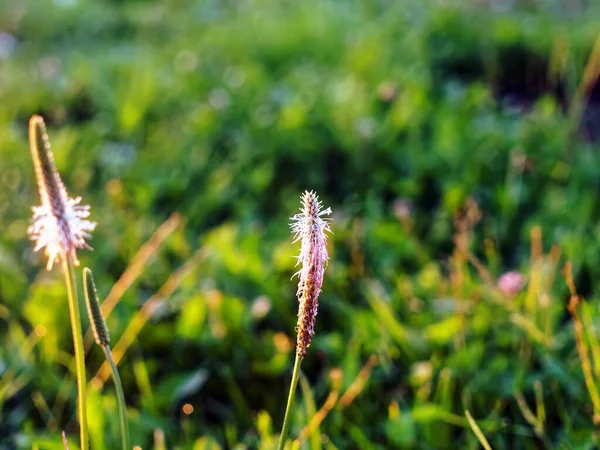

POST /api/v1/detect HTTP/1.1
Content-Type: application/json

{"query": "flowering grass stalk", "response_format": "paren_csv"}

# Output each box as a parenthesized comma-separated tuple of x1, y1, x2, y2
(84, 268, 130, 450)
(278, 191, 331, 450)
(27, 116, 96, 271)
(27, 115, 96, 450)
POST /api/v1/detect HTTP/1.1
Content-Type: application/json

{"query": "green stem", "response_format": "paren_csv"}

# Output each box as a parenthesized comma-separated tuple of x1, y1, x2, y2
(278, 353, 303, 450)
(61, 256, 89, 450)
(102, 345, 130, 450)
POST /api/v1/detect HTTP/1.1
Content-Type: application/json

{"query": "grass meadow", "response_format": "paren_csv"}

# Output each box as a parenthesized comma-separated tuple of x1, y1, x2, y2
(1, 0, 600, 448)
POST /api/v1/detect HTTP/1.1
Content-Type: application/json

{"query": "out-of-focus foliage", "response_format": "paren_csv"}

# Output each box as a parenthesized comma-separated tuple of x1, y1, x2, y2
(1, 0, 600, 448)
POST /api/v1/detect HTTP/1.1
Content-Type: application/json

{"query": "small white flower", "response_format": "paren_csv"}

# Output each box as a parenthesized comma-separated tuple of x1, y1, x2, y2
(27, 115, 96, 270)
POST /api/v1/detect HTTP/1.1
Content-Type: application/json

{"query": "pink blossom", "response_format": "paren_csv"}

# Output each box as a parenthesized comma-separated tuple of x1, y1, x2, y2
(497, 271, 526, 296)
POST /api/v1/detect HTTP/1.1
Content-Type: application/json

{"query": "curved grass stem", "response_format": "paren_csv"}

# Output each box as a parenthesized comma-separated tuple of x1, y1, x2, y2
(102, 344, 130, 450)
(278, 354, 303, 450)
(62, 256, 89, 450)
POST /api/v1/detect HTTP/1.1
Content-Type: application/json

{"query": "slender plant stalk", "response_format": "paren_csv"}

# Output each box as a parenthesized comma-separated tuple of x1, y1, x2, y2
(278, 353, 303, 450)
(84, 267, 130, 450)
(61, 256, 89, 450)
(102, 344, 130, 450)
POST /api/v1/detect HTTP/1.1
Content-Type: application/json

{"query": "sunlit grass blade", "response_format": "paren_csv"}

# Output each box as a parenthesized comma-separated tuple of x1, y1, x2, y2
(154, 429, 166, 450)
(465, 410, 492, 450)
(564, 262, 600, 424)
(83, 212, 183, 352)
(296, 357, 377, 446)
(299, 374, 320, 450)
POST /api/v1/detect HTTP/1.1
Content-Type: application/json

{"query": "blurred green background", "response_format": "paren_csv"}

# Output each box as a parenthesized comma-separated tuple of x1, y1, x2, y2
(1, 0, 600, 448)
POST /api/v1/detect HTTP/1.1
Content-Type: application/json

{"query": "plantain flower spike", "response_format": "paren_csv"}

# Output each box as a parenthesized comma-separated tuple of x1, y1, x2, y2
(290, 190, 332, 358)
(83, 268, 110, 347)
(27, 115, 96, 270)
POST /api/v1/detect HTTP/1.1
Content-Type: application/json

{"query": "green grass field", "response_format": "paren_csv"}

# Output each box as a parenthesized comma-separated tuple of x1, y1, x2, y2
(1, 0, 600, 448)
